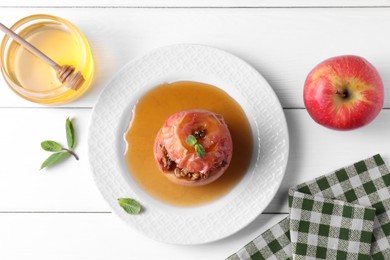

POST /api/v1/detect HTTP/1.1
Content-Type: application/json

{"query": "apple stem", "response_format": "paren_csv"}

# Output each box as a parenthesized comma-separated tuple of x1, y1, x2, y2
(336, 89, 349, 98)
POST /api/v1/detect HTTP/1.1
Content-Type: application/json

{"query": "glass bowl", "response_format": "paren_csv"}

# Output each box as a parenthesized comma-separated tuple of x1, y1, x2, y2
(0, 14, 94, 105)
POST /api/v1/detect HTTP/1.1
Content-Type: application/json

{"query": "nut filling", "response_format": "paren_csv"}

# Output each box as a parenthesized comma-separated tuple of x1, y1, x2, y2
(160, 144, 227, 181)
(193, 128, 206, 140)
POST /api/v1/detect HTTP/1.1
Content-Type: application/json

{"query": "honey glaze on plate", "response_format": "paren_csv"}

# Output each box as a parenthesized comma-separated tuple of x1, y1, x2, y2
(124, 81, 253, 206)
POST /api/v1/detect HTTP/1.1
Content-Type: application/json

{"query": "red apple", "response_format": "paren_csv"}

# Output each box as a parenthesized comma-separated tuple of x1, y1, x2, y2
(303, 55, 384, 130)
(154, 110, 233, 186)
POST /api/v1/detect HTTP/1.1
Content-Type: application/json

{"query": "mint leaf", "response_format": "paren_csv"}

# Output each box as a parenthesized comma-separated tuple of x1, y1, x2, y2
(40, 152, 70, 170)
(186, 134, 197, 146)
(66, 117, 75, 149)
(118, 198, 141, 214)
(194, 143, 206, 158)
(41, 140, 62, 152)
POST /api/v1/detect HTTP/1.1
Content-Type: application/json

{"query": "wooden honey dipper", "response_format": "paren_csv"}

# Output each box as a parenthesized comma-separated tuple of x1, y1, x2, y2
(0, 22, 84, 90)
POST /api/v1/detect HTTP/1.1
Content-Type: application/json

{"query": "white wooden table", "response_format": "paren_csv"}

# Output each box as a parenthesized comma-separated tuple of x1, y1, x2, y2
(1, 1, 390, 259)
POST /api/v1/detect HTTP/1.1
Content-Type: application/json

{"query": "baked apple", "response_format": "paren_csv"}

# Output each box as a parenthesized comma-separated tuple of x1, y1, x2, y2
(153, 109, 233, 186)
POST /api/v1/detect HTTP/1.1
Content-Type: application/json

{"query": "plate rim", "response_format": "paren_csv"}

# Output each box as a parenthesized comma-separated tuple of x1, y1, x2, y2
(88, 43, 289, 244)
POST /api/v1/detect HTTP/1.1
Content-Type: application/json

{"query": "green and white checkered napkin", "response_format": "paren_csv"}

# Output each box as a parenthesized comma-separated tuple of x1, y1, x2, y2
(227, 154, 390, 259)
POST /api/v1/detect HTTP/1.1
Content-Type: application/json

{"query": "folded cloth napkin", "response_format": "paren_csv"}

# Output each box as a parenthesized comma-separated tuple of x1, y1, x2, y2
(227, 154, 390, 259)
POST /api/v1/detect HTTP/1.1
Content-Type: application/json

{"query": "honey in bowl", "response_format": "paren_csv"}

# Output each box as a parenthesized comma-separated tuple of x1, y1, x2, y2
(124, 81, 253, 207)
(0, 14, 94, 105)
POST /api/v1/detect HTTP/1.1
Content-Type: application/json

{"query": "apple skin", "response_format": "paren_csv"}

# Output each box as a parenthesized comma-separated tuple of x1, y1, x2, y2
(303, 55, 384, 130)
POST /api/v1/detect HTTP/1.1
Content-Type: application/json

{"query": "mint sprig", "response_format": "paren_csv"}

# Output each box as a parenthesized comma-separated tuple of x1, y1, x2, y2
(40, 118, 79, 170)
(185, 134, 206, 158)
(118, 198, 142, 214)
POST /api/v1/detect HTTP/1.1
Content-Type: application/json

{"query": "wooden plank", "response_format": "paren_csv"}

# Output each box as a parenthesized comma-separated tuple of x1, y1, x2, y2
(0, 108, 389, 212)
(267, 109, 390, 213)
(0, 8, 389, 108)
(0, 0, 389, 7)
(0, 212, 287, 259)
(0, 108, 108, 211)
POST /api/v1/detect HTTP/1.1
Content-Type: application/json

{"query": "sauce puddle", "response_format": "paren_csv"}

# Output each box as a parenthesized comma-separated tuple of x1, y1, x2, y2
(124, 81, 253, 206)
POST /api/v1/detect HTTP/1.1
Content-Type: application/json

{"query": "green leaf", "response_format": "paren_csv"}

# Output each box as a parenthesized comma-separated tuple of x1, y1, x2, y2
(118, 198, 142, 214)
(66, 117, 75, 149)
(194, 143, 206, 158)
(41, 140, 62, 152)
(40, 152, 70, 170)
(186, 134, 197, 147)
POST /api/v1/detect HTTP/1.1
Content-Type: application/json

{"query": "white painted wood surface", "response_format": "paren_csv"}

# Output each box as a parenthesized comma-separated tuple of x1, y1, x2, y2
(1, 109, 389, 213)
(0, 213, 288, 260)
(0, 2, 389, 259)
(2, 0, 390, 7)
(1, 8, 390, 108)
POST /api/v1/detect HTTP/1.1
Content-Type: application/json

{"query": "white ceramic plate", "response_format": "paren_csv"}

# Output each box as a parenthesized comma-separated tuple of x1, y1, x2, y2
(88, 44, 289, 244)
